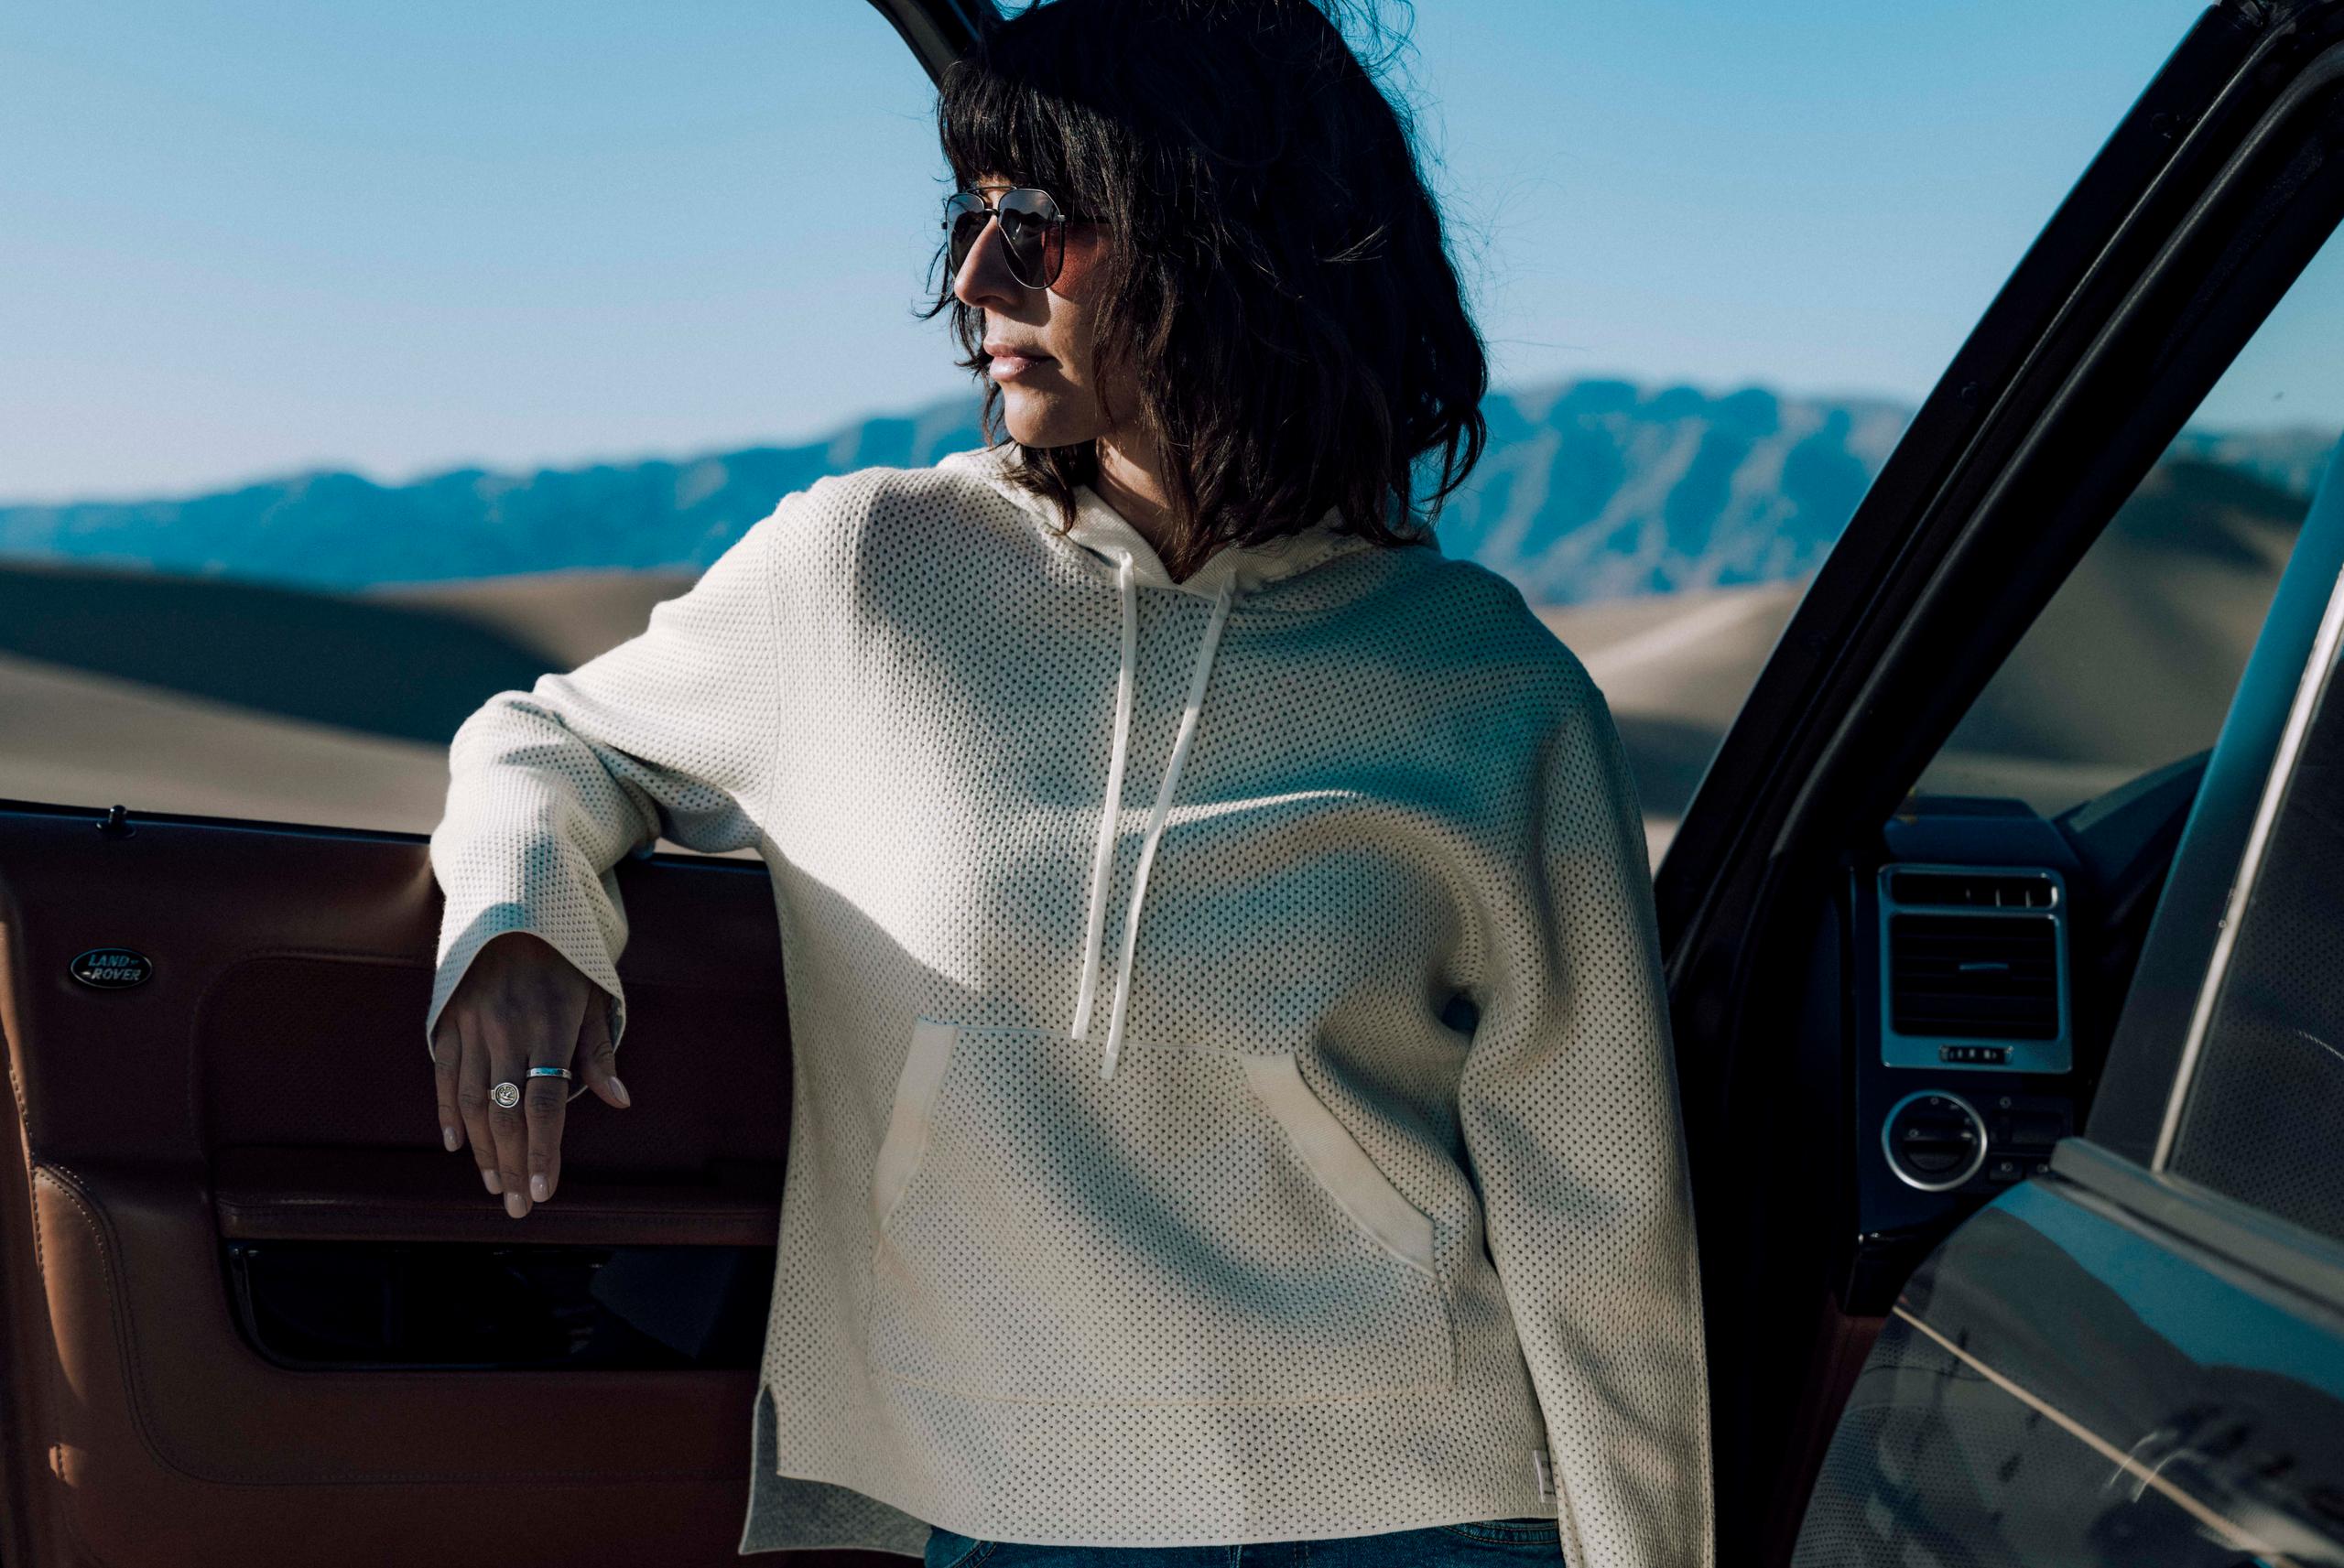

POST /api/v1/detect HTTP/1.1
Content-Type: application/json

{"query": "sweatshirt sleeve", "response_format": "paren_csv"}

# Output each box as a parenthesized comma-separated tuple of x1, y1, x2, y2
(421, 492, 794, 1099)
(1456, 656, 1714, 1568)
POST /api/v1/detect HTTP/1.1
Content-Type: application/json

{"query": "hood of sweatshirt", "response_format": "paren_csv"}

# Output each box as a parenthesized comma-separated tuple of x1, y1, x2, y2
(936, 442, 1381, 1080)
(936, 440, 1373, 597)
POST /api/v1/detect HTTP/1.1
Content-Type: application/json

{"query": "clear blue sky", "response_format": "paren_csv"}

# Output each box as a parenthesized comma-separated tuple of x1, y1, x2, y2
(1, 0, 2224, 503)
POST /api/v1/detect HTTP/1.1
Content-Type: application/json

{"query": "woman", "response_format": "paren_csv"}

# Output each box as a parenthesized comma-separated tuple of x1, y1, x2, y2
(423, 1, 1711, 1564)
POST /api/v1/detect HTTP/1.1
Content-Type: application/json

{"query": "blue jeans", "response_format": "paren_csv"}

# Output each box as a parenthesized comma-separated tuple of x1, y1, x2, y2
(922, 1518, 1564, 1566)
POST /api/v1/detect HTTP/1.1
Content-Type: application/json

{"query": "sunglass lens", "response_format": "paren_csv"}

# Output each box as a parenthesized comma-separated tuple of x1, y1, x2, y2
(996, 190, 1064, 287)
(943, 193, 988, 274)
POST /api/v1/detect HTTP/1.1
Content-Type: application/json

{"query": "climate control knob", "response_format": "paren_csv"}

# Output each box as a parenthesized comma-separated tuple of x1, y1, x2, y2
(1883, 1090, 1989, 1192)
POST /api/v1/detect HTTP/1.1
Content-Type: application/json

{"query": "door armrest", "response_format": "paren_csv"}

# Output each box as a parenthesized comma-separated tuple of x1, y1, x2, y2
(212, 1146, 782, 1247)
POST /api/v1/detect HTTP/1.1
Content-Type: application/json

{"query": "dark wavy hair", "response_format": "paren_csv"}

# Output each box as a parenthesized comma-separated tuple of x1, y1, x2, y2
(919, 0, 1489, 580)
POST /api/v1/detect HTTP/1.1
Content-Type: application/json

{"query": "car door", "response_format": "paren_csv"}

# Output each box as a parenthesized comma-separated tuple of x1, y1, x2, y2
(1648, 1, 2344, 1561)
(0, 6, 986, 1568)
(1786, 320, 2344, 1566)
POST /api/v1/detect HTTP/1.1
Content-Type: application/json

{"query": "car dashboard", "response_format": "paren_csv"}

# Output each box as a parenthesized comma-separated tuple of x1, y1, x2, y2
(1833, 748, 2209, 1311)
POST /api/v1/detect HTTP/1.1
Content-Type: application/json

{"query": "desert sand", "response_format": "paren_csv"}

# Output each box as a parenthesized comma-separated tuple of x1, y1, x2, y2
(0, 470, 2296, 873)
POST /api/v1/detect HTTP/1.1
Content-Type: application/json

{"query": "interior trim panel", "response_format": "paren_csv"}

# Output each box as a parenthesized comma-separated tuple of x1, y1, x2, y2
(0, 806, 827, 1566)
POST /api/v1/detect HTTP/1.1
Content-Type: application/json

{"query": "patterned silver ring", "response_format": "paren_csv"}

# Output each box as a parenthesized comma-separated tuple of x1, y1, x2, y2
(491, 1080, 520, 1108)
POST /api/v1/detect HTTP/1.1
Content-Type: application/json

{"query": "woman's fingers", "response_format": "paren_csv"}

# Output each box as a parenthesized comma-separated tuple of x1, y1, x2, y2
(480, 1006, 534, 1217)
(524, 985, 589, 1206)
(571, 991, 630, 1111)
(456, 1011, 501, 1197)
(433, 934, 614, 1218)
(430, 1011, 464, 1153)
(525, 1065, 566, 1205)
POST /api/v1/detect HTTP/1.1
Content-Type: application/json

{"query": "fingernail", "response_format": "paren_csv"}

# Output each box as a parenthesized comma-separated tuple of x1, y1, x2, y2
(610, 1076, 632, 1108)
(505, 1190, 526, 1219)
(483, 1169, 502, 1195)
(442, 1125, 460, 1152)
(530, 1173, 547, 1202)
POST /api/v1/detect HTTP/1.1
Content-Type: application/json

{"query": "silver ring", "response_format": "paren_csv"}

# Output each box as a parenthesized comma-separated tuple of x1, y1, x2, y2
(491, 1067, 573, 1109)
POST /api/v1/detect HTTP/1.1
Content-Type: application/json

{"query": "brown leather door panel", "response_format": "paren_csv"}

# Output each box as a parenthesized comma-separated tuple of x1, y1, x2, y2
(0, 800, 872, 1566)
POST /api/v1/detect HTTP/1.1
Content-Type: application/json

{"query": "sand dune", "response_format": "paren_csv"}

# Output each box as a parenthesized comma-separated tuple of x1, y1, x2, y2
(365, 568, 696, 672)
(1542, 581, 1812, 861)
(0, 470, 2297, 872)
(0, 559, 742, 854)
(1, 557, 1777, 866)
(1541, 461, 2298, 858)
(0, 647, 452, 830)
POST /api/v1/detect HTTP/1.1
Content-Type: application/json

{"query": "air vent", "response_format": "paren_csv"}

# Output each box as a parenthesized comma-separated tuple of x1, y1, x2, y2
(1885, 914, 2059, 1040)
(1883, 870, 2057, 910)
(1877, 863, 2071, 1074)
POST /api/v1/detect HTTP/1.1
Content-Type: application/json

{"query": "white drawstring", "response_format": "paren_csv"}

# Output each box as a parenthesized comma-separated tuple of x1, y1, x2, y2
(1097, 576, 1237, 1081)
(1069, 552, 1139, 1044)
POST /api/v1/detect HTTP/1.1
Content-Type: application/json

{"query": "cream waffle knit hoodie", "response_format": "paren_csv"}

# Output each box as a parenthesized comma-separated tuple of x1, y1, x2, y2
(423, 442, 1712, 1567)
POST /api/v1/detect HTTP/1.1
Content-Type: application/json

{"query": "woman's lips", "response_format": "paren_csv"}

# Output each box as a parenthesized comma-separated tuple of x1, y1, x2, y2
(985, 345, 1054, 383)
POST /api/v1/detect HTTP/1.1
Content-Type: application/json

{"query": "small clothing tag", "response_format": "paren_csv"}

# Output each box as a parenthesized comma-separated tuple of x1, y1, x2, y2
(1533, 1448, 1554, 1498)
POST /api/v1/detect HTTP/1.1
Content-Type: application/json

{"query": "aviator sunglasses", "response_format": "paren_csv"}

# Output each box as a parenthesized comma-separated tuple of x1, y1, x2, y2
(942, 185, 1095, 291)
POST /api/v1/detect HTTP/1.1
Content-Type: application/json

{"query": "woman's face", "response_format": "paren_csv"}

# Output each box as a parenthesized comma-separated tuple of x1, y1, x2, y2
(952, 174, 1138, 449)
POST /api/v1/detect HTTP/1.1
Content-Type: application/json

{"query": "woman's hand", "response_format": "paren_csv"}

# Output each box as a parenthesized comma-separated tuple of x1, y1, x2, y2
(429, 931, 632, 1218)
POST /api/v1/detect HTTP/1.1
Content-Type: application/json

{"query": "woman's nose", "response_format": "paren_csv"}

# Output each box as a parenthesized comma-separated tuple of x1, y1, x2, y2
(952, 216, 1023, 309)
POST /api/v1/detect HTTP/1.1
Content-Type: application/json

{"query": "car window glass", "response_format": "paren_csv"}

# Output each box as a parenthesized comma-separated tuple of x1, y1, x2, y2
(1908, 224, 2344, 819)
(2160, 569, 2344, 1245)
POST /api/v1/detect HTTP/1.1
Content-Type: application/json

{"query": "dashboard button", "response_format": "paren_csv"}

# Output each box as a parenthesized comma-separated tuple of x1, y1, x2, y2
(1883, 1091, 1991, 1192)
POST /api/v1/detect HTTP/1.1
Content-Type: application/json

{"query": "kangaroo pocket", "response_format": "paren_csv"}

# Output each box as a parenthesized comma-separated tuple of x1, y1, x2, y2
(863, 1018, 1456, 1405)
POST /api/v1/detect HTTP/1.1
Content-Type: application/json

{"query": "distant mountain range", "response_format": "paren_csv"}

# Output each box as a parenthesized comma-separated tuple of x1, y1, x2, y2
(3, 380, 2332, 605)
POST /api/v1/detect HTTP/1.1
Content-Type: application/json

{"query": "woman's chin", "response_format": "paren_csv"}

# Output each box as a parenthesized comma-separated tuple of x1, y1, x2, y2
(998, 390, 1100, 450)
